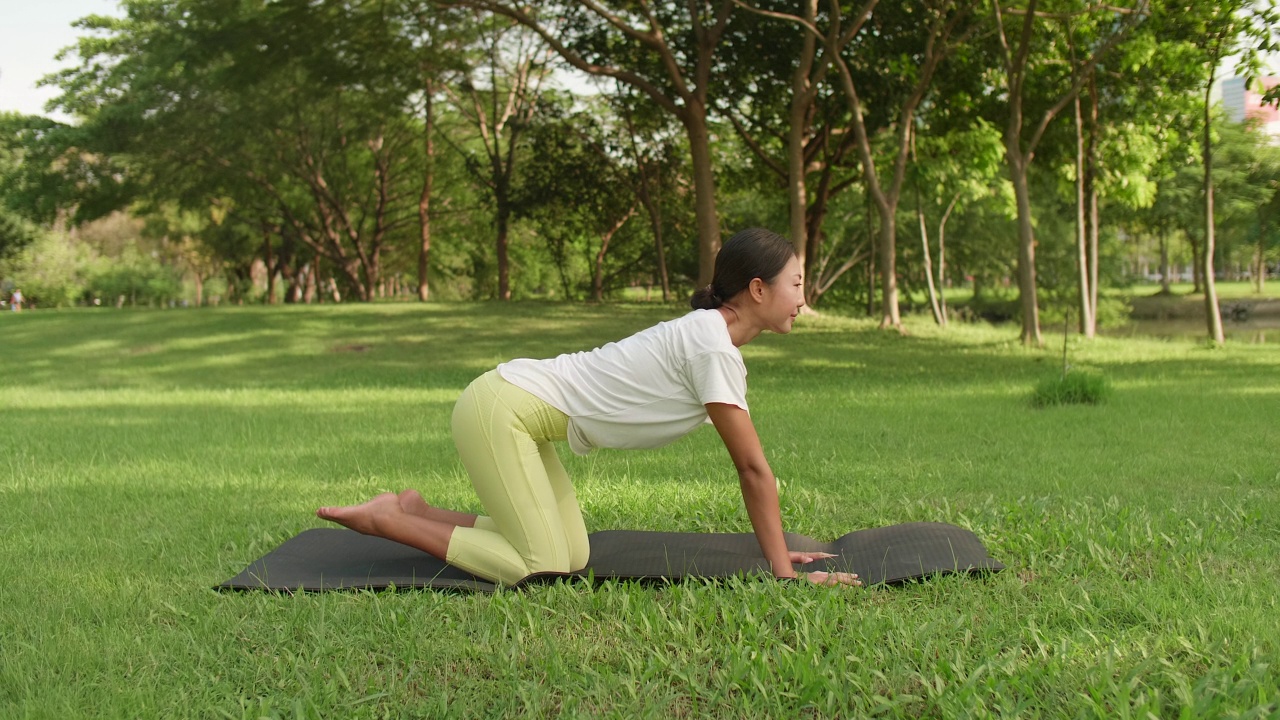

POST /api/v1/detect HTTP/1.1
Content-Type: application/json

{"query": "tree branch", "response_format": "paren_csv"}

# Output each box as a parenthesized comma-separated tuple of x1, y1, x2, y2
(443, 0, 685, 117)
(725, 112, 788, 178)
(1025, 0, 1149, 155)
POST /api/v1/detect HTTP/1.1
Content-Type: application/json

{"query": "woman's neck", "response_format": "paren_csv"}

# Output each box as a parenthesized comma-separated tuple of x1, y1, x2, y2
(717, 304, 762, 347)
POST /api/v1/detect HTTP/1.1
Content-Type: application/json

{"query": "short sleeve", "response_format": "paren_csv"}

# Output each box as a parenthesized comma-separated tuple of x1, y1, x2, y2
(687, 350, 748, 412)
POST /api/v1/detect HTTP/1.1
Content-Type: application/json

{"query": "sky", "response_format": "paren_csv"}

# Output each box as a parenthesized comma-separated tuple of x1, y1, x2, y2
(0, 1, 1275, 125)
(0, 0, 123, 122)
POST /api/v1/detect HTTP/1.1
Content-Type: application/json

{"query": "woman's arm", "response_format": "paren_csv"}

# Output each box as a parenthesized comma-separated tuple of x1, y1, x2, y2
(706, 402, 861, 587)
(705, 402, 795, 578)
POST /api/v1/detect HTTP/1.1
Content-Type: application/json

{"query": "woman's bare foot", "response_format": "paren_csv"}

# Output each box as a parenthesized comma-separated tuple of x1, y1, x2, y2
(396, 489, 479, 528)
(316, 492, 402, 535)
(397, 489, 432, 518)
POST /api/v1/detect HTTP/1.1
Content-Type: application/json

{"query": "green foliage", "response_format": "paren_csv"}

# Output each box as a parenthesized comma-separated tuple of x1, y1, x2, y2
(88, 245, 184, 307)
(1031, 370, 1111, 407)
(0, 209, 38, 267)
(514, 96, 650, 299)
(8, 231, 92, 307)
(48, 0, 441, 302)
(0, 0, 1274, 322)
(957, 293, 1020, 324)
(8, 222, 186, 309)
(1092, 294, 1132, 327)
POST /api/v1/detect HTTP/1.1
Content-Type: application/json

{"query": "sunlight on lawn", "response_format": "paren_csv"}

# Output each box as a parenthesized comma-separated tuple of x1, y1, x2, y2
(2, 303, 1278, 718)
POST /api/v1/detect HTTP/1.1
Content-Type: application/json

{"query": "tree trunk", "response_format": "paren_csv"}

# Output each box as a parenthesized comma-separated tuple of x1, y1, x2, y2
(287, 268, 302, 303)
(866, 187, 876, 318)
(1085, 75, 1100, 337)
(622, 99, 671, 304)
(1010, 156, 1042, 346)
(1189, 232, 1204, 293)
(418, 89, 435, 302)
(1255, 241, 1266, 294)
(787, 0, 819, 283)
(915, 183, 944, 326)
(361, 250, 381, 303)
(457, 27, 547, 303)
(496, 205, 512, 301)
(472, 1, 727, 291)
(263, 230, 276, 305)
(650, 204, 671, 303)
(194, 271, 204, 307)
(803, 150, 847, 305)
(877, 208, 900, 329)
(593, 205, 636, 302)
(991, 0, 1133, 345)
(936, 193, 959, 323)
(787, 103, 810, 276)
(1074, 94, 1093, 335)
(1202, 71, 1225, 345)
(303, 263, 317, 304)
(1159, 225, 1172, 295)
(826, 3, 951, 330)
(686, 108, 721, 287)
(635, 160, 670, 303)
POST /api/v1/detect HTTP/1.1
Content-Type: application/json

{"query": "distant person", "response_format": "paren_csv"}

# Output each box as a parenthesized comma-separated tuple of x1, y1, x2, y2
(317, 228, 859, 588)
(9, 288, 22, 312)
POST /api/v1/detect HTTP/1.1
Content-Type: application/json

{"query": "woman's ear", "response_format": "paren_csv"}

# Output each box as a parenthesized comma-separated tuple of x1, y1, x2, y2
(748, 277, 766, 303)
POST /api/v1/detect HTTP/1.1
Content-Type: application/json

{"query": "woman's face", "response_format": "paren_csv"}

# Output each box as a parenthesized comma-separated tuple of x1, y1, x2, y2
(761, 255, 806, 334)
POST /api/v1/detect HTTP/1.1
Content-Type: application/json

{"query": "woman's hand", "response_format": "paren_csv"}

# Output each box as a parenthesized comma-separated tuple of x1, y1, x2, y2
(785, 552, 861, 586)
(788, 551, 836, 564)
(801, 571, 862, 587)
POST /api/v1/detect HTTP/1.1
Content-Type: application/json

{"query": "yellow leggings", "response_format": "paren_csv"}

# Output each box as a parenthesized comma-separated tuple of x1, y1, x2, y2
(447, 370, 590, 585)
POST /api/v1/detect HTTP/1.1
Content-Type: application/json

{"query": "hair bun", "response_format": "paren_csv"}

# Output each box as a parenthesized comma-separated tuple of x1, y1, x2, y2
(689, 283, 722, 311)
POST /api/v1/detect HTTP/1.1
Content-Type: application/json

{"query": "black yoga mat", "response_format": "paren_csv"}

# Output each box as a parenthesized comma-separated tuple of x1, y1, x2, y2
(218, 522, 1003, 593)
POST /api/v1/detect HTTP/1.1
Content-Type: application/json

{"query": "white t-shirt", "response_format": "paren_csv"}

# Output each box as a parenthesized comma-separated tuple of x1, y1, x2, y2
(498, 309, 748, 455)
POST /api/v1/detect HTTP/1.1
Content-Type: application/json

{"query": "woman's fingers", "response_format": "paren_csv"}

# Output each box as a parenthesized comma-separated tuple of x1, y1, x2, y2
(802, 571, 862, 587)
(787, 551, 838, 564)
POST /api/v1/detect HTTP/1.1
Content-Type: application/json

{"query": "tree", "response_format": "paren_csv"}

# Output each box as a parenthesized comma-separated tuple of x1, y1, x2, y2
(51, 0, 433, 301)
(442, 13, 553, 300)
(716, 1, 864, 304)
(139, 204, 225, 306)
(989, 0, 1148, 345)
(1210, 118, 1280, 291)
(738, 0, 980, 329)
(0, 119, 38, 265)
(1180, 0, 1280, 343)
(440, 0, 737, 287)
(1059, 10, 1191, 336)
(397, 2, 475, 302)
(614, 84, 686, 302)
(515, 99, 642, 299)
(0, 212, 38, 272)
(910, 118, 1012, 325)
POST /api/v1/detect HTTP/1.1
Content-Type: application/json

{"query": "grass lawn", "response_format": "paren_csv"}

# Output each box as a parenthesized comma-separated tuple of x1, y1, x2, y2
(2, 302, 1278, 718)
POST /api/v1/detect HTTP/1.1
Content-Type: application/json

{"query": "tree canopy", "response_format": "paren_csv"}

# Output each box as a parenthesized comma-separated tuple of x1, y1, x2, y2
(2, 0, 1278, 343)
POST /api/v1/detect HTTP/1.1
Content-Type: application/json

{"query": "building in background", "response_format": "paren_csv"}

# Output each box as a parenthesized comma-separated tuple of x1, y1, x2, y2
(1221, 76, 1280, 139)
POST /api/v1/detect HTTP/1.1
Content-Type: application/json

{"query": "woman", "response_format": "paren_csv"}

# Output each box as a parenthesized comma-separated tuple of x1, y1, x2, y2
(318, 228, 859, 587)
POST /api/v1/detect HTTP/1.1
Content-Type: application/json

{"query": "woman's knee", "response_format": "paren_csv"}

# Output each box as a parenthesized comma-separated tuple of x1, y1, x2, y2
(523, 535, 577, 575)
(567, 530, 590, 572)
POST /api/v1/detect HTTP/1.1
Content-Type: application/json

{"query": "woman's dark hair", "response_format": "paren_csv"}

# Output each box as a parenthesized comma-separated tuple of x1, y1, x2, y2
(690, 228, 796, 310)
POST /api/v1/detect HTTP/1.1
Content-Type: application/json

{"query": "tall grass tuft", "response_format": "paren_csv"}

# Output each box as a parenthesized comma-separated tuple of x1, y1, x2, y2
(1031, 370, 1110, 407)
(1032, 311, 1110, 407)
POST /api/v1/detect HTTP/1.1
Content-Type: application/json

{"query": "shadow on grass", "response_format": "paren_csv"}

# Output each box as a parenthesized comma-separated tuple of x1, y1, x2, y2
(2, 303, 666, 391)
(1, 397, 462, 500)
(7, 304, 1275, 397)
